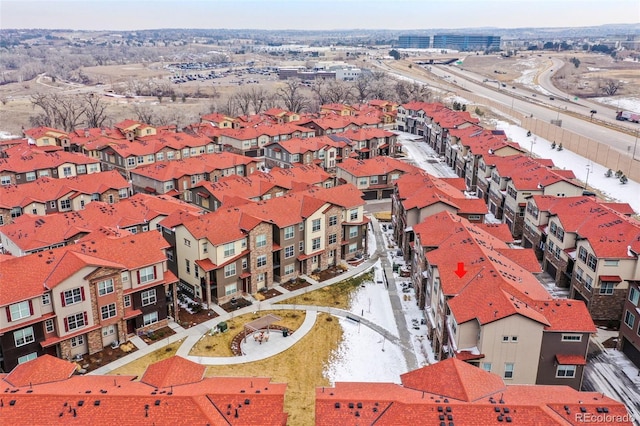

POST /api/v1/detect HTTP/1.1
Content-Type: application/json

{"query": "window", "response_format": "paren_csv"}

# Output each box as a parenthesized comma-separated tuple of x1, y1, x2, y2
(575, 267, 583, 283)
(257, 272, 265, 283)
(349, 226, 358, 239)
(66, 312, 87, 331)
(70, 335, 85, 347)
(127, 157, 136, 166)
(119, 188, 128, 199)
(98, 279, 114, 296)
(257, 255, 267, 267)
(225, 283, 237, 296)
(26, 171, 36, 181)
(561, 334, 582, 342)
(329, 215, 337, 226)
(185, 259, 191, 275)
(156, 152, 164, 161)
(481, 362, 492, 372)
(256, 234, 267, 248)
(312, 219, 321, 232)
(124, 295, 131, 308)
(11, 207, 22, 218)
(630, 287, 640, 305)
(504, 363, 514, 379)
(600, 282, 614, 295)
(584, 275, 593, 292)
(578, 247, 588, 262)
(348, 243, 357, 253)
(586, 254, 597, 271)
(1, 175, 10, 185)
(284, 226, 295, 240)
(224, 263, 236, 278)
(556, 365, 576, 378)
(202, 242, 208, 253)
(63, 166, 72, 177)
(284, 264, 295, 275)
(45, 319, 55, 333)
(604, 259, 619, 267)
(624, 310, 636, 329)
(14, 327, 35, 347)
(141, 289, 156, 306)
(511, 336, 518, 342)
(285, 246, 294, 259)
(138, 266, 156, 284)
(9, 301, 32, 321)
(121, 272, 129, 283)
(63, 287, 84, 306)
(143, 311, 158, 326)
(349, 209, 358, 221)
(328, 234, 337, 245)
(312, 237, 321, 251)
(17, 353, 37, 364)
(101, 303, 117, 320)
(224, 242, 235, 257)
(184, 238, 191, 247)
(102, 325, 115, 337)
(299, 241, 304, 252)
(137, 156, 144, 164)
(502, 335, 509, 342)
(60, 199, 71, 210)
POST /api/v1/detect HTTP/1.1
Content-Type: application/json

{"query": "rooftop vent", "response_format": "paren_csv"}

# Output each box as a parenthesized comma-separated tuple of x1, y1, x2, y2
(334, 402, 341, 409)
(94, 400, 100, 406)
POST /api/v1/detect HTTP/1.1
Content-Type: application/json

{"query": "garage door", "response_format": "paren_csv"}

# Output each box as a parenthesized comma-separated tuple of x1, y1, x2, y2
(362, 191, 377, 200)
(545, 261, 557, 280)
(622, 337, 640, 367)
(381, 189, 394, 199)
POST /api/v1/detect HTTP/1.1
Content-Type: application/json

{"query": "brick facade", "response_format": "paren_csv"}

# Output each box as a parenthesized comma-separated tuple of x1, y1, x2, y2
(249, 223, 274, 293)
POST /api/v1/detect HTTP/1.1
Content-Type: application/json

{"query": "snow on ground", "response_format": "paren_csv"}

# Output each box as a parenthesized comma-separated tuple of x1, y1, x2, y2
(592, 96, 640, 113)
(0, 130, 19, 140)
(493, 120, 640, 214)
(395, 131, 458, 178)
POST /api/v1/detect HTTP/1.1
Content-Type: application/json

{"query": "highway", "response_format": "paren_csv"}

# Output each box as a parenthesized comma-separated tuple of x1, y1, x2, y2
(378, 60, 640, 157)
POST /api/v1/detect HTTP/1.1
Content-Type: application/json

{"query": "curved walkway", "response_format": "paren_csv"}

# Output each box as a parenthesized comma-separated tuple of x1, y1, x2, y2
(90, 215, 418, 374)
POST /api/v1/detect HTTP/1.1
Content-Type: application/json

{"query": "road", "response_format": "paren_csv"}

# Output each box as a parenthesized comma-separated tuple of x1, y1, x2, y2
(379, 60, 640, 156)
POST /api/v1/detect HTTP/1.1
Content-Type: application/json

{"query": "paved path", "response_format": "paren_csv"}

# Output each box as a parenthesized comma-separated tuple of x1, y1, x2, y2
(90, 217, 419, 375)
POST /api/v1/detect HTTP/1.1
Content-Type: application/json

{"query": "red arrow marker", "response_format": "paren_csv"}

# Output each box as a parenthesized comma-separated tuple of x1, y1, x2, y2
(454, 262, 467, 278)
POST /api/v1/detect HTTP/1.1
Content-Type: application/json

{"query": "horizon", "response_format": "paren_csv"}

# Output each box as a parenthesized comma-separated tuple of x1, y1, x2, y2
(2, 0, 639, 32)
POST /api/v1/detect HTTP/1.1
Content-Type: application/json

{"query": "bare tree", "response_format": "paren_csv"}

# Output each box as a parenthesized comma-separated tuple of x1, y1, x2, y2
(248, 86, 272, 114)
(324, 80, 356, 104)
(232, 90, 252, 115)
(276, 79, 309, 113)
(354, 73, 373, 102)
(131, 104, 156, 125)
(600, 79, 622, 96)
(82, 93, 109, 128)
(30, 93, 86, 131)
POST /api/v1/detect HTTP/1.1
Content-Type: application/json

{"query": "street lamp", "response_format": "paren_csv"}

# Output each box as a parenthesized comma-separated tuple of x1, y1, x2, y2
(584, 163, 592, 190)
(530, 136, 537, 157)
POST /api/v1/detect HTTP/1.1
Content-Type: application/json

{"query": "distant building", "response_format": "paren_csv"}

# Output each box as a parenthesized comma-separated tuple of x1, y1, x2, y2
(398, 35, 431, 49)
(433, 34, 501, 51)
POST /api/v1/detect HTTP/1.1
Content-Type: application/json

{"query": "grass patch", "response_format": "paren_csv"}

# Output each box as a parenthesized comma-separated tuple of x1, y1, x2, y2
(277, 271, 373, 309)
(108, 338, 185, 377)
(189, 310, 306, 357)
(205, 312, 342, 426)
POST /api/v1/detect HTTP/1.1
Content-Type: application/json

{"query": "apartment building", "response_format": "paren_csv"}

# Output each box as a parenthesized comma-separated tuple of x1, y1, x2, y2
(395, 101, 446, 136)
(0, 231, 177, 371)
(335, 127, 397, 159)
(23, 126, 70, 150)
(263, 135, 342, 170)
(218, 123, 315, 159)
(620, 280, 640, 368)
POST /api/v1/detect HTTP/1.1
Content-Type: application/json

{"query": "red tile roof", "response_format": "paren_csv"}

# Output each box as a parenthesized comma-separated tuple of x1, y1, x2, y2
(130, 152, 255, 181)
(141, 356, 206, 388)
(0, 144, 100, 174)
(5, 355, 76, 387)
(316, 358, 631, 425)
(337, 156, 419, 177)
(555, 354, 587, 365)
(533, 299, 597, 333)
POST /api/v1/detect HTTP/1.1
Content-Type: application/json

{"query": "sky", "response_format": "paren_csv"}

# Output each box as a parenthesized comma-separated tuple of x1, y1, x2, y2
(1, 0, 638, 31)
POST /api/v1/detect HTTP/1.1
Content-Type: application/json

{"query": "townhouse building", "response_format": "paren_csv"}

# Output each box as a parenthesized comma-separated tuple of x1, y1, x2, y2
(392, 171, 487, 255)
(298, 114, 381, 137)
(621, 280, 640, 367)
(200, 112, 237, 128)
(98, 131, 216, 179)
(160, 185, 366, 306)
(395, 101, 446, 136)
(411, 212, 595, 388)
(23, 126, 70, 150)
(0, 144, 101, 186)
(336, 156, 418, 200)
(0, 170, 130, 226)
(0, 231, 177, 371)
(262, 108, 301, 124)
(424, 109, 480, 156)
(129, 152, 258, 198)
(2, 355, 288, 425)
(334, 127, 397, 159)
(263, 135, 342, 170)
(218, 123, 315, 160)
(252, 165, 334, 190)
(317, 358, 631, 425)
(0, 194, 201, 256)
